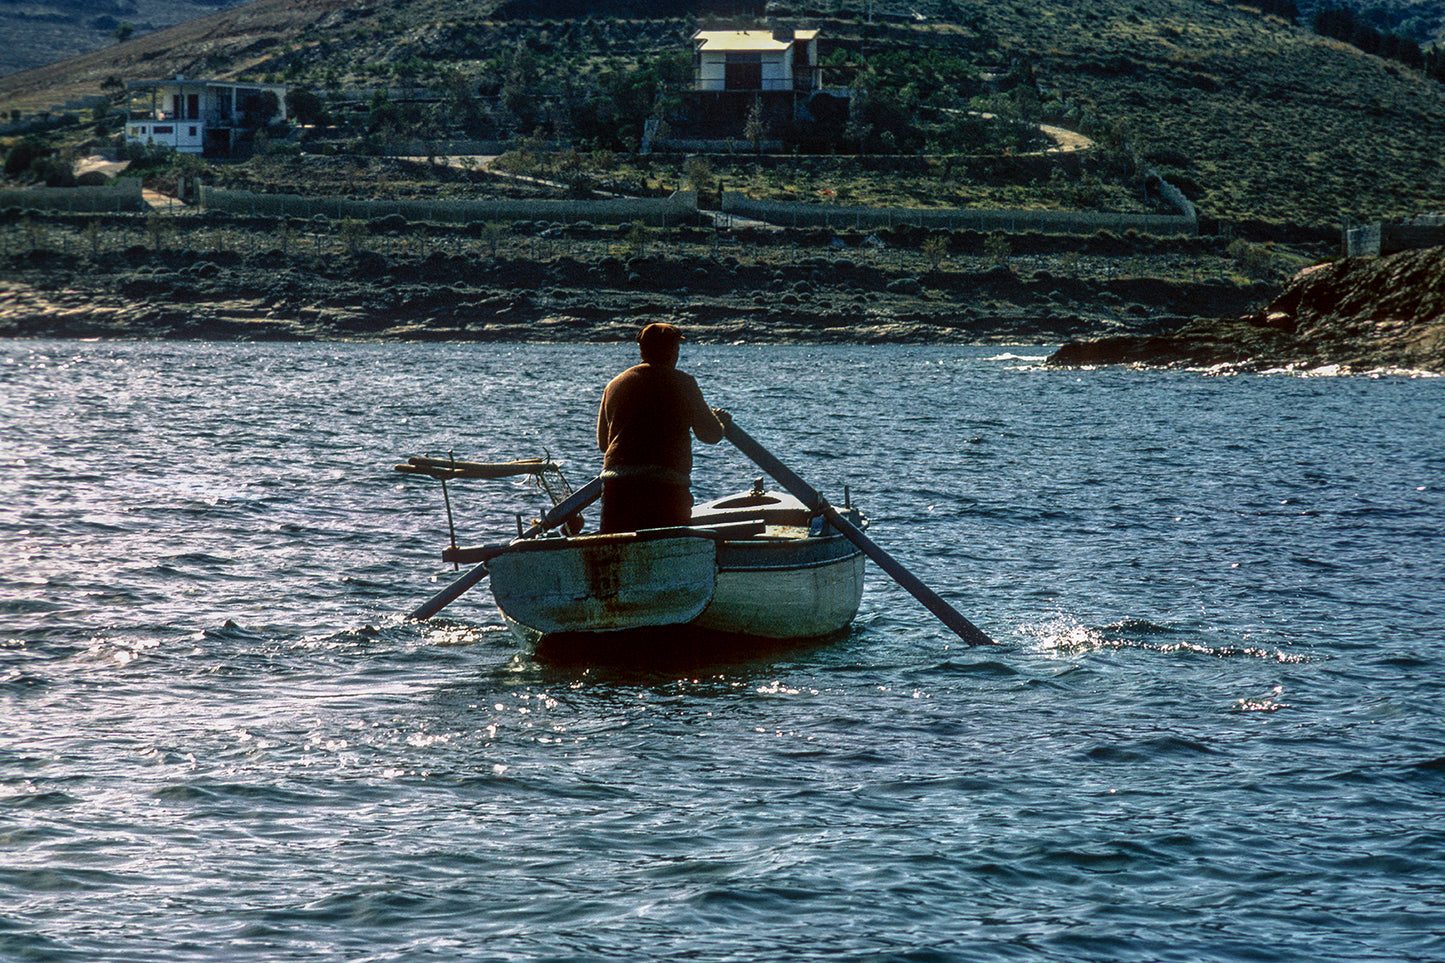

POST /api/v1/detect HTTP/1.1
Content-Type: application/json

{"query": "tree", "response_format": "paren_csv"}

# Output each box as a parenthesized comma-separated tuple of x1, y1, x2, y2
(91, 102, 116, 136)
(744, 98, 768, 153)
(846, 72, 918, 153)
(3, 138, 48, 179)
(113, 23, 135, 43)
(441, 68, 486, 135)
(568, 51, 691, 151)
(285, 87, 328, 127)
(100, 75, 126, 103)
(501, 40, 541, 132)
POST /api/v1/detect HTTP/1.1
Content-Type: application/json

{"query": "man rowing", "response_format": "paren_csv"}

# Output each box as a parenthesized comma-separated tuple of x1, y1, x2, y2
(596, 323, 728, 533)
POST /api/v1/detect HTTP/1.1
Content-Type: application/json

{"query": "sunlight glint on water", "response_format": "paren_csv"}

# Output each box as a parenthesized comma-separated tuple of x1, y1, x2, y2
(1, 340, 1442, 962)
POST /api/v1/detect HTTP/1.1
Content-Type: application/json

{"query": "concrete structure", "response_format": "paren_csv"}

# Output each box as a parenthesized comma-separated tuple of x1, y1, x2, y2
(693, 27, 821, 93)
(124, 76, 289, 156)
(1345, 214, 1445, 257)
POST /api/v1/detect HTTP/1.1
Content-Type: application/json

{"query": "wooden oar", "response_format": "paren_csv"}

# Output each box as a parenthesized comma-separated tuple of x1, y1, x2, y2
(722, 419, 996, 646)
(406, 475, 604, 621)
(395, 457, 562, 481)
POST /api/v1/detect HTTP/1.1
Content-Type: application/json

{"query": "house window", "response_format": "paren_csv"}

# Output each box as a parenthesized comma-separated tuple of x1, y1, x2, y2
(189, 127, 197, 136)
(725, 52, 763, 91)
(154, 125, 173, 134)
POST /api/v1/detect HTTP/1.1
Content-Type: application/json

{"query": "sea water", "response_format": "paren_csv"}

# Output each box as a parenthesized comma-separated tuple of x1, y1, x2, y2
(1, 340, 1442, 962)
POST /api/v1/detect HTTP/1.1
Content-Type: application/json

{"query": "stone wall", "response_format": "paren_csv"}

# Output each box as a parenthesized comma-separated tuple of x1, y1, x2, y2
(0, 179, 145, 213)
(719, 193, 1198, 236)
(197, 186, 698, 226)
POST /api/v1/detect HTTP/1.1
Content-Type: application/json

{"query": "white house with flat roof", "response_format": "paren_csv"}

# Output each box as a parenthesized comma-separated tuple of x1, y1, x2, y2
(124, 76, 289, 155)
(693, 27, 821, 93)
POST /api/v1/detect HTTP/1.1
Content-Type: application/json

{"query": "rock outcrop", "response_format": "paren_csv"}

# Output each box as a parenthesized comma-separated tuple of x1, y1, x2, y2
(1049, 246, 1445, 372)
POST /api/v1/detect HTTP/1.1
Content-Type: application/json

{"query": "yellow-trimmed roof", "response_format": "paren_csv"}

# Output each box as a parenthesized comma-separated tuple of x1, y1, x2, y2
(693, 29, 819, 52)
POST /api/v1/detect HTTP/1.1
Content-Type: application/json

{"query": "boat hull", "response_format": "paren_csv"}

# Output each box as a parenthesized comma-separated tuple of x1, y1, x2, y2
(488, 532, 717, 637)
(696, 534, 865, 639)
(488, 489, 866, 647)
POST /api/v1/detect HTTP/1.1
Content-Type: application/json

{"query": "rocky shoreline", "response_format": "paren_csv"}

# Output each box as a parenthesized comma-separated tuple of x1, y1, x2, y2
(1046, 246, 1445, 373)
(7, 230, 1438, 374)
(0, 221, 1272, 347)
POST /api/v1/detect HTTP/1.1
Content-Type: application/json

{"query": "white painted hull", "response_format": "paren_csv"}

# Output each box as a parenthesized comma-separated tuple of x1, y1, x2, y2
(488, 489, 866, 646)
(695, 537, 865, 639)
(487, 533, 717, 637)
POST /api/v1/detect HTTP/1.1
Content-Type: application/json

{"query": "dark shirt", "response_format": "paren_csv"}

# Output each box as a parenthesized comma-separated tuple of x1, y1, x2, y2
(597, 363, 723, 479)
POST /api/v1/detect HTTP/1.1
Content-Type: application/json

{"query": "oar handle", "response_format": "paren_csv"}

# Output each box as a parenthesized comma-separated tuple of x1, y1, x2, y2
(723, 419, 995, 646)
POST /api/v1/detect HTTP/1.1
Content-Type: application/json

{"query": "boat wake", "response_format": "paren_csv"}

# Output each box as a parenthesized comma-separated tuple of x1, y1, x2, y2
(981, 351, 1052, 365)
(1019, 614, 1309, 663)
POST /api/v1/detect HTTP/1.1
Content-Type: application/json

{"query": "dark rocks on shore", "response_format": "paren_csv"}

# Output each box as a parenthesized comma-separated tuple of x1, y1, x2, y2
(0, 220, 1276, 347)
(1047, 246, 1445, 372)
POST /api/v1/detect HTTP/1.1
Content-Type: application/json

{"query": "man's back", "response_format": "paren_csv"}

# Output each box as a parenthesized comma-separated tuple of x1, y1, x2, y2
(594, 323, 725, 533)
(598, 363, 718, 475)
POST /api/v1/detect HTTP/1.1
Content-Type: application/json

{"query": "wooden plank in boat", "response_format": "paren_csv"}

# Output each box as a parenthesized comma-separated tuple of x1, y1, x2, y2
(395, 457, 560, 481)
(443, 520, 762, 564)
(691, 491, 813, 529)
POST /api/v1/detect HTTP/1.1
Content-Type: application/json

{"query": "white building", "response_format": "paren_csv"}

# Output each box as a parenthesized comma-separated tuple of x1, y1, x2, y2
(693, 27, 822, 93)
(124, 76, 289, 155)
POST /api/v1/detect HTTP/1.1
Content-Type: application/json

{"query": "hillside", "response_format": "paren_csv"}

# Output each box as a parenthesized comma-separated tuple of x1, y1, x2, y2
(0, 0, 355, 113)
(2, 0, 1445, 229)
(1302, 0, 1445, 45)
(0, 0, 254, 79)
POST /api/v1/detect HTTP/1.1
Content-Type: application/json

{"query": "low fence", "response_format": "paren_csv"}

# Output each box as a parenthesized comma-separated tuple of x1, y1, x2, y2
(720, 192, 1198, 236)
(1345, 215, 1445, 257)
(385, 139, 516, 156)
(197, 186, 699, 226)
(0, 180, 146, 214)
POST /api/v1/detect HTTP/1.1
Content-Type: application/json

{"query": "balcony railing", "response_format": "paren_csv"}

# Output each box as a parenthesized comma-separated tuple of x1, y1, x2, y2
(127, 110, 238, 126)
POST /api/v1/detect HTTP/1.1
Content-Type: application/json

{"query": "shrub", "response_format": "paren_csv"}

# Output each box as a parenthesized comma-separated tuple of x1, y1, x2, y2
(338, 218, 367, 255)
(921, 234, 949, 270)
(626, 219, 652, 256)
(1227, 238, 1278, 280)
(4, 138, 48, 179)
(983, 233, 1012, 267)
(684, 155, 714, 193)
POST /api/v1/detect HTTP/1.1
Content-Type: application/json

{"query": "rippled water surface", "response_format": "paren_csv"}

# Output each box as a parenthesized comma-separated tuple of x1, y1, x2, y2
(2, 340, 1443, 962)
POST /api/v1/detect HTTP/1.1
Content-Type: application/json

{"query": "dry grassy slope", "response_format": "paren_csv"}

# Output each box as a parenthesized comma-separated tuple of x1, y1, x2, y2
(2, 0, 1442, 227)
(0, 0, 255, 78)
(0, 0, 364, 114)
(1008, 0, 1445, 224)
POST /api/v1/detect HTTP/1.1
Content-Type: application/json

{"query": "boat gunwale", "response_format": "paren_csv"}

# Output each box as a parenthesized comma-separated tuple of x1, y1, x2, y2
(717, 552, 863, 574)
(498, 522, 763, 553)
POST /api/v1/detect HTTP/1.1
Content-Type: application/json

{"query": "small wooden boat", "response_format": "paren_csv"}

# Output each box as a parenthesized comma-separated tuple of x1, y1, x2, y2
(398, 419, 994, 656)
(484, 485, 867, 645)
